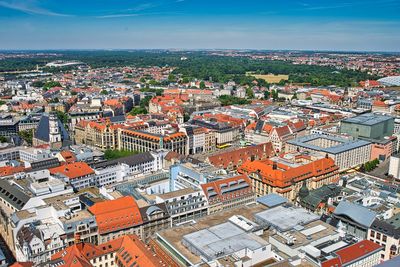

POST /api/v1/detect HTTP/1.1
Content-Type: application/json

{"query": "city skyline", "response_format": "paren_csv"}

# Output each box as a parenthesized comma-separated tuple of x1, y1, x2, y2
(0, 0, 399, 51)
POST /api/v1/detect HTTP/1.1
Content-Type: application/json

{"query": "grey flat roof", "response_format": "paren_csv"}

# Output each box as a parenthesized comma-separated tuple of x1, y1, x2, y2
(342, 113, 394, 126)
(333, 201, 376, 228)
(255, 205, 319, 232)
(257, 193, 288, 208)
(287, 134, 371, 154)
(182, 221, 267, 261)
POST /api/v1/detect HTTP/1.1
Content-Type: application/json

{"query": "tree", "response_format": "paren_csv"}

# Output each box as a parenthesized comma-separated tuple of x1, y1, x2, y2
(56, 111, 69, 125)
(199, 81, 206, 89)
(43, 81, 61, 90)
(129, 106, 148, 115)
(100, 90, 109, 95)
(0, 136, 7, 143)
(32, 80, 45, 88)
(264, 91, 270, 100)
(218, 95, 251, 106)
(18, 129, 33, 145)
(271, 90, 279, 101)
(140, 77, 146, 83)
(291, 93, 298, 100)
(104, 149, 139, 160)
(184, 113, 190, 122)
(168, 74, 176, 82)
(246, 87, 255, 99)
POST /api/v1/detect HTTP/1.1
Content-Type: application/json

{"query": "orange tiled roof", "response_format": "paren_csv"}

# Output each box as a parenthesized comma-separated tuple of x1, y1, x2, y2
(373, 100, 388, 107)
(51, 235, 164, 267)
(201, 175, 253, 201)
(0, 166, 25, 177)
(88, 196, 143, 234)
(208, 143, 274, 169)
(238, 157, 338, 188)
(49, 162, 94, 180)
(60, 150, 77, 163)
(10, 263, 34, 267)
(322, 240, 381, 267)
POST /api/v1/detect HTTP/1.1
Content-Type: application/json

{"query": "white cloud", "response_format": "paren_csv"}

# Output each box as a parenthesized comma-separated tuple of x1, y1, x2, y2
(0, 0, 72, 16)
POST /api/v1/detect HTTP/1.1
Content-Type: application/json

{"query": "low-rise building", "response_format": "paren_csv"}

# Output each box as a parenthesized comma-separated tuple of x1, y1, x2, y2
(49, 162, 95, 190)
(48, 234, 167, 267)
(368, 213, 400, 261)
(201, 175, 255, 214)
(155, 188, 208, 226)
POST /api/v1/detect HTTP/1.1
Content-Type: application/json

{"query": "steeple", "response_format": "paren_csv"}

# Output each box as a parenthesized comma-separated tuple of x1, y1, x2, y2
(49, 113, 61, 144)
(298, 180, 309, 199)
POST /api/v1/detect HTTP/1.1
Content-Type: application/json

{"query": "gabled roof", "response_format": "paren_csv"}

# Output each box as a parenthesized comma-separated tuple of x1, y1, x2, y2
(329, 240, 382, 266)
(201, 175, 253, 201)
(88, 196, 143, 234)
(0, 179, 30, 210)
(52, 234, 165, 266)
(49, 162, 94, 180)
(207, 142, 274, 169)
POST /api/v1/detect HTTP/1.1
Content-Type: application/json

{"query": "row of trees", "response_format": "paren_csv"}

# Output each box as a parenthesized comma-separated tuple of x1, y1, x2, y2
(104, 149, 139, 160)
(360, 158, 380, 172)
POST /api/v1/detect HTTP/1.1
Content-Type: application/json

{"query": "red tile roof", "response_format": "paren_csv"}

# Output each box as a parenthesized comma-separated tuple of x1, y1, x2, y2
(335, 240, 382, 265)
(60, 150, 77, 164)
(238, 156, 338, 188)
(207, 143, 274, 169)
(0, 166, 25, 177)
(201, 175, 253, 202)
(51, 235, 164, 267)
(10, 263, 34, 267)
(88, 196, 143, 234)
(49, 162, 94, 180)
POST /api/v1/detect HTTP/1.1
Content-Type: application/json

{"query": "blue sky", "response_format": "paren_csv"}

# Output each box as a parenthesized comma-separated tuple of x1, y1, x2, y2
(0, 0, 399, 51)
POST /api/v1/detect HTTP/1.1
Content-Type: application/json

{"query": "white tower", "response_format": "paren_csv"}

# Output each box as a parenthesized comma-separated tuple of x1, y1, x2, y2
(49, 113, 61, 145)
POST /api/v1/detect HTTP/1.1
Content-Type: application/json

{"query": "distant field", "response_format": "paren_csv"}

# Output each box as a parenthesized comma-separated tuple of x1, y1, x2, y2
(246, 72, 289, 83)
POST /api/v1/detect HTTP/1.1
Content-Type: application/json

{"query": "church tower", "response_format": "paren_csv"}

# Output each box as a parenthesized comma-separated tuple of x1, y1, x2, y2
(49, 113, 62, 147)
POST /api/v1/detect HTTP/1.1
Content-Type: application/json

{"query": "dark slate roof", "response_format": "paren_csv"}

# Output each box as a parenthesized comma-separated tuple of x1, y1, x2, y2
(300, 184, 342, 210)
(109, 115, 126, 123)
(35, 113, 50, 142)
(0, 179, 30, 210)
(16, 224, 41, 247)
(139, 203, 169, 222)
(370, 218, 400, 239)
(34, 113, 69, 142)
(333, 201, 376, 228)
(91, 152, 154, 169)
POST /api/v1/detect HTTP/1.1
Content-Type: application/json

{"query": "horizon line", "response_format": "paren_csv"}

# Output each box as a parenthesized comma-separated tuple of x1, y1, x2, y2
(1, 48, 400, 54)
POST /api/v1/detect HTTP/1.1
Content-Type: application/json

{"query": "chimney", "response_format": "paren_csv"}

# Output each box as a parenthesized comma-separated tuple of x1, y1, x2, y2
(272, 162, 277, 170)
